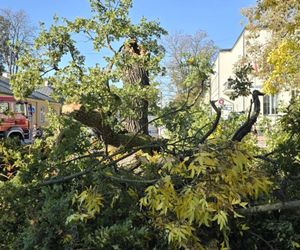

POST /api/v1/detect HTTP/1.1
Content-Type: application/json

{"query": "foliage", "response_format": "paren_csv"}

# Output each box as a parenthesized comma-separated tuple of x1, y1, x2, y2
(158, 101, 211, 147)
(0, 116, 273, 249)
(230, 96, 300, 250)
(243, 0, 300, 93)
(226, 63, 254, 100)
(263, 96, 300, 199)
(66, 186, 104, 224)
(0, 120, 164, 249)
(140, 142, 271, 249)
(165, 31, 217, 102)
(264, 39, 300, 93)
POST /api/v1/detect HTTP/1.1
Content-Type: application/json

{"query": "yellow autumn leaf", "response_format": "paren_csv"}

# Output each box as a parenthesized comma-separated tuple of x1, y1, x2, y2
(212, 210, 228, 230)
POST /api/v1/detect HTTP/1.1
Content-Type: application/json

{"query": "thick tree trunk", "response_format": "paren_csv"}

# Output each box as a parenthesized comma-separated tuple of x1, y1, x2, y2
(122, 39, 149, 135)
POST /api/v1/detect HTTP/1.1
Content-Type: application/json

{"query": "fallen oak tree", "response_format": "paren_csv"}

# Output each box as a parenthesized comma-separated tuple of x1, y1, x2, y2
(4, 0, 300, 249)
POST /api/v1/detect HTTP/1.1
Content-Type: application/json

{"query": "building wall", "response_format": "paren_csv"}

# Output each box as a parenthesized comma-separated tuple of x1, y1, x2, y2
(210, 29, 291, 119)
(210, 31, 250, 117)
(26, 99, 61, 128)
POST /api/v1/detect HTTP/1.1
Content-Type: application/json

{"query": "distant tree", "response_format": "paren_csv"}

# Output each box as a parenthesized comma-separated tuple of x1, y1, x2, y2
(0, 55, 4, 74)
(0, 15, 9, 75)
(0, 9, 35, 75)
(165, 31, 217, 102)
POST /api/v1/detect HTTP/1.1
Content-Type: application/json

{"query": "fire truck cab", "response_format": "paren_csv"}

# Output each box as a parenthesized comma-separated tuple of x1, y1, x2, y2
(0, 96, 30, 141)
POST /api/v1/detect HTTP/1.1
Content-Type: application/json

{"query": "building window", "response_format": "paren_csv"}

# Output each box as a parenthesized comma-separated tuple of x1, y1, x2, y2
(40, 106, 46, 123)
(263, 95, 278, 115)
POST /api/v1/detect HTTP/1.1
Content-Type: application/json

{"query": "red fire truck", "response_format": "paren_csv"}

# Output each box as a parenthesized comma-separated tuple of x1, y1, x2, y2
(0, 96, 30, 141)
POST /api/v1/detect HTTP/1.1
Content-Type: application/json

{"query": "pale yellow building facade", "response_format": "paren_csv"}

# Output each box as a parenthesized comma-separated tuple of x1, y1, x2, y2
(210, 29, 291, 120)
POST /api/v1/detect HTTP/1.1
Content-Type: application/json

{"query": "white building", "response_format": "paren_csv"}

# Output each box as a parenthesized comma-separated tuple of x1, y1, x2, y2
(210, 29, 291, 120)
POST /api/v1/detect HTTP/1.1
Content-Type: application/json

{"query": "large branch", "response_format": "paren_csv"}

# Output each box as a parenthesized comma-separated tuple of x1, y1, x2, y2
(232, 90, 264, 142)
(40, 168, 92, 186)
(40, 143, 161, 186)
(68, 105, 117, 144)
(254, 155, 278, 164)
(240, 200, 300, 214)
(62, 83, 206, 151)
(199, 100, 221, 144)
(62, 104, 157, 148)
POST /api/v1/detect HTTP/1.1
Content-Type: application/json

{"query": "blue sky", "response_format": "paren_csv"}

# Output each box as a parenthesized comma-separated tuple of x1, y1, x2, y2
(1, 0, 256, 49)
(0, 0, 256, 98)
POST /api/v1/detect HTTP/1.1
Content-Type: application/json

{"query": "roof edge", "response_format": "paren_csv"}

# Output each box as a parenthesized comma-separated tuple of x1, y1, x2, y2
(213, 27, 246, 65)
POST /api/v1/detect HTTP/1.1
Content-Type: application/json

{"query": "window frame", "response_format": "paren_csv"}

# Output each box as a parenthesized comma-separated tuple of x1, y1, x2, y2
(263, 95, 278, 115)
(40, 105, 46, 124)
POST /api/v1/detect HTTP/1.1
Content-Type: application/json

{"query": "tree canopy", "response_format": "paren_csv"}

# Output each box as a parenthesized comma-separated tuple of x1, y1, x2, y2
(165, 31, 217, 102)
(243, 0, 300, 93)
(0, 9, 35, 75)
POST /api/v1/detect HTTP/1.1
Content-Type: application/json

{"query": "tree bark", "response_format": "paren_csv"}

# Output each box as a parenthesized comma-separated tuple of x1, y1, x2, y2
(198, 101, 221, 144)
(240, 200, 300, 214)
(232, 90, 264, 142)
(122, 38, 149, 135)
(63, 104, 155, 148)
